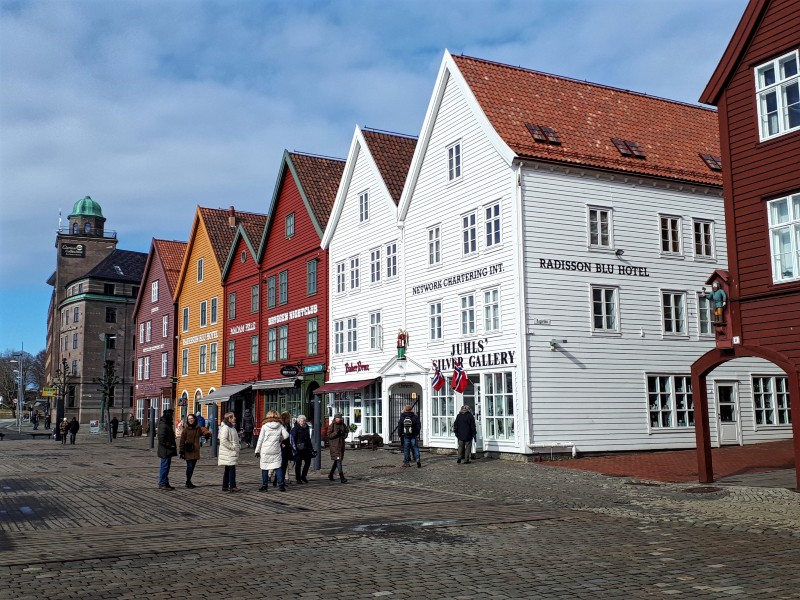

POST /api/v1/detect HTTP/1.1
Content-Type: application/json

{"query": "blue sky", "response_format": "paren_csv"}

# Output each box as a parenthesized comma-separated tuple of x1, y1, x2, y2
(0, 0, 748, 355)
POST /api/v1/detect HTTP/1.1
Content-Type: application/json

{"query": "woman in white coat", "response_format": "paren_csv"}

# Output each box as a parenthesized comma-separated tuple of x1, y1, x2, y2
(255, 410, 289, 492)
(218, 412, 241, 492)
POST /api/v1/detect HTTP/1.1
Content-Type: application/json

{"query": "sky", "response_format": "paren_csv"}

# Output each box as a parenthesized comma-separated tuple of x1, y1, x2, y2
(0, 0, 749, 355)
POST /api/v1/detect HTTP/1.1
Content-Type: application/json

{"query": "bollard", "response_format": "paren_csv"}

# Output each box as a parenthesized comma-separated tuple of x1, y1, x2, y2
(148, 407, 156, 450)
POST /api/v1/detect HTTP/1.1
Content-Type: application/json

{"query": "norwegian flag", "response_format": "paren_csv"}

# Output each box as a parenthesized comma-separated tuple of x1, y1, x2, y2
(450, 359, 469, 394)
(431, 364, 445, 391)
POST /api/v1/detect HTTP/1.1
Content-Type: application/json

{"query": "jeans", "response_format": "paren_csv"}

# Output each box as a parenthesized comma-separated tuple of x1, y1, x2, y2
(159, 456, 172, 486)
(403, 436, 420, 463)
(329, 459, 344, 477)
(262, 468, 283, 487)
(185, 459, 197, 482)
(457, 439, 473, 461)
(69, 432, 77, 444)
(222, 465, 237, 489)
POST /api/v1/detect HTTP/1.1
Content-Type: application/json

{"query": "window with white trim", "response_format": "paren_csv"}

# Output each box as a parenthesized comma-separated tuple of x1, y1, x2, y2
(647, 375, 694, 428)
(181, 349, 188, 376)
(461, 294, 475, 335)
(251, 284, 260, 312)
(336, 262, 346, 293)
(139, 323, 145, 344)
(210, 297, 218, 324)
(346, 317, 358, 352)
(210, 342, 218, 372)
(349, 257, 360, 290)
(228, 340, 235, 367)
(285, 212, 295, 238)
(752, 376, 791, 426)
(484, 372, 514, 440)
(660, 216, 682, 255)
(447, 141, 462, 181)
(250, 335, 259, 364)
(307, 260, 318, 295)
(199, 345, 207, 374)
(334, 320, 344, 354)
(431, 384, 455, 437)
(428, 226, 441, 266)
(229, 292, 236, 320)
(662, 292, 686, 335)
(591, 286, 618, 331)
(359, 190, 369, 222)
(485, 203, 501, 247)
(429, 301, 442, 340)
(151, 280, 159, 302)
(588, 207, 612, 248)
(161, 352, 168, 377)
(369, 311, 382, 350)
(698, 294, 713, 336)
(267, 276, 276, 307)
(137, 358, 143, 381)
(279, 325, 288, 360)
(755, 50, 800, 140)
(146, 320, 152, 342)
(767, 193, 800, 282)
(144, 356, 150, 380)
(693, 220, 714, 258)
(182, 307, 189, 332)
(484, 288, 500, 332)
(307, 317, 318, 355)
(162, 315, 168, 338)
(268, 328, 277, 362)
(279, 271, 288, 304)
(197, 258, 204, 282)
(462, 212, 477, 255)
(370, 248, 381, 284)
(385, 241, 397, 278)
(200, 300, 208, 327)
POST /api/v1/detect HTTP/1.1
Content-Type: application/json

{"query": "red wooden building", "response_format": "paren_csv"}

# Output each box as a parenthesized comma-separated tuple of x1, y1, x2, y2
(693, 0, 800, 489)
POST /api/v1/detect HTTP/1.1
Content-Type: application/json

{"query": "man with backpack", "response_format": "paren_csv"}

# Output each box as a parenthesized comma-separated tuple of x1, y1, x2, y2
(398, 404, 422, 468)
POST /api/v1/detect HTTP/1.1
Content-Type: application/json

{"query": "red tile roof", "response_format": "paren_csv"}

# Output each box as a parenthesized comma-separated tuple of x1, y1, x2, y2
(288, 152, 345, 229)
(198, 207, 267, 269)
(452, 54, 722, 186)
(361, 129, 417, 205)
(153, 239, 187, 297)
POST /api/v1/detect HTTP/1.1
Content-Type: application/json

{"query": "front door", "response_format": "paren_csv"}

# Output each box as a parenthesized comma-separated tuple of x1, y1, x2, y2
(716, 382, 741, 446)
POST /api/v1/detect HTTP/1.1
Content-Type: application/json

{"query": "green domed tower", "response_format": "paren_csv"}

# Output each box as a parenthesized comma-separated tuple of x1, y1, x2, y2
(68, 196, 106, 236)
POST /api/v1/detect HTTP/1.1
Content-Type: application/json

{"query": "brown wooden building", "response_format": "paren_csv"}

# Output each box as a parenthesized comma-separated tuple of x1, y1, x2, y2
(693, 0, 800, 489)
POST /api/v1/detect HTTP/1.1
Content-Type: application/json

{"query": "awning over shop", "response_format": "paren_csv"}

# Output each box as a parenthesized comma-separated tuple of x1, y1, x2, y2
(252, 378, 300, 390)
(315, 378, 379, 394)
(196, 383, 252, 405)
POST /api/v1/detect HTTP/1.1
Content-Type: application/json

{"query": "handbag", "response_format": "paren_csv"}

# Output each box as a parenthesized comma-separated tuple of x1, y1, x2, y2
(296, 442, 306, 451)
(184, 442, 195, 453)
(311, 449, 318, 458)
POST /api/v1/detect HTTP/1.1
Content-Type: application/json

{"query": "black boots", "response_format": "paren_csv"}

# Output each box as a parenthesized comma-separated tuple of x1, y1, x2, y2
(340, 474, 348, 484)
(185, 480, 195, 489)
(328, 465, 336, 481)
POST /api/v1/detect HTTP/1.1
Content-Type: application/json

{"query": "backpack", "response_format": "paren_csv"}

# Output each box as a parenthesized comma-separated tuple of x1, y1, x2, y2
(403, 415, 414, 436)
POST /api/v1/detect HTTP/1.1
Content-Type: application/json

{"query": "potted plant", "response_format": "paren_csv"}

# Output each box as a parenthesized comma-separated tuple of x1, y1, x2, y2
(348, 423, 358, 448)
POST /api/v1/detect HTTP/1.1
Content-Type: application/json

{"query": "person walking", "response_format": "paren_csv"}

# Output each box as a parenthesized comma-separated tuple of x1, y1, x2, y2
(157, 408, 177, 490)
(242, 409, 255, 448)
(110, 417, 119, 439)
(196, 412, 206, 446)
(44, 413, 51, 430)
(179, 413, 211, 488)
(279, 412, 294, 485)
(59, 418, 69, 445)
(218, 412, 241, 492)
(453, 404, 477, 464)
(254, 410, 289, 492)
(291, 415, 313, 484)
(327, 413, 348, 483)
(31, 412, 39, 430)
(68, 417, 80, 445)
(398, 405, 422, 468)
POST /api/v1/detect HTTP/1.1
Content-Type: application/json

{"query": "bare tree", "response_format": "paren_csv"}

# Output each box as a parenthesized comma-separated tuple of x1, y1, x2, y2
(0, 354, 18, 417)
(94, 360, 120, 440)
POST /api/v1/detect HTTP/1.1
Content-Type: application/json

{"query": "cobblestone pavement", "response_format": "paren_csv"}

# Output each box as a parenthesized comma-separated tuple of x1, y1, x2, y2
(1, 434, 799, 599)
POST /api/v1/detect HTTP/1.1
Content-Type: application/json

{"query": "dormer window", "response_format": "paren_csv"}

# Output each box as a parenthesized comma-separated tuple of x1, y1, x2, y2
(611, 138, 646, 158)
(755, 50, 800, 140)
(700, 153, 723, 171)
(526, 124, 561, 144)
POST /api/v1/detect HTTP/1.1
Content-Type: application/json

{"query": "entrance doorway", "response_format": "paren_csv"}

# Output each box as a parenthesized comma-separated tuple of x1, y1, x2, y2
(389, 383, 423, 443)
(715, 382, 741, 446)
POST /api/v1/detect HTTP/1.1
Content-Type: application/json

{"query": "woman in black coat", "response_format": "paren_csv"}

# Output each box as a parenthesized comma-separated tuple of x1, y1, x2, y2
(291, 415, 313, 484)
(453, 405, 477, 464)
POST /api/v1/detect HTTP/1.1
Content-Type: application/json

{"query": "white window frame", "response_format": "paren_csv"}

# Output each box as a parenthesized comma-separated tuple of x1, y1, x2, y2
(767, 193, 800, 283)
(146, 320, 152, 342)
(144, 356, 150, 380)
(692, 219, 715, 259)
(590, 286, 619, 332)
(162, 315, 168, 338)
(484, 288, 500, 332)
(210, 297, 218, 325)
(181, 349, 188, 376)
(359, 190, 369, 222)
(279, 270, 288, 305)
(447, 140, 462, 181)
(385, 241, 398, 278)
(369, 311, 382, 350)
(210, 342, 218, 372)
(428, 225, 441, 266)
(137, 358, 143, 381)
(431, 384, 456, 437)
(370, 248, 381, 284)
(460, 294, 475, 335)
(199, 344, 207, 374)
(200, 300, 208, 327)
(307, 260, 318, 295)
(647, 374, 694, 429)
(334, 320, 344, 355)
(752, 376, 792, 427)
(484, 372, 515, 441)
(252, 284, 260, 312)
(336, 262, 346, 294)
(267, 276, 276, 307)
(697, 293, 714, 337)
(285, 212, 295, 239)
(462, 211, 477, 256)
(250, 335, 259, 364)
(660, 215, 683, 256)
(307, 317, 318, 355)
(754, 50, 800, 141)
(268, 328, 277, 362)
(346, 317, 358, 352)
(485, 202, 501, 248)
(139, 323, 145, 344)
(588, 206, 613, 249)
(182, 307, 189, 332)
(429, 301, 442, 340)
(161, 352, 168, 378)
(151, 280, 159, 302)
(661, 291, 687, 336)
(229, 292, 236, 319)
(228, 340, 235, 367)
(197, 258, 204, 282)
(279, 325, 288, 360)
(349, 257, 360, 291)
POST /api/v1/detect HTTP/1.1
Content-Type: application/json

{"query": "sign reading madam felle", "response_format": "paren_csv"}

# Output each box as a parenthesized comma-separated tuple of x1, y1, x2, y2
(433, 338, 515, 370)
(538, 258, 650, 277)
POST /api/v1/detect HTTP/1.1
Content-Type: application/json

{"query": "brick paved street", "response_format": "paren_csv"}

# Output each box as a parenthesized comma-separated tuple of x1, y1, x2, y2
(1, 433, 799, 599)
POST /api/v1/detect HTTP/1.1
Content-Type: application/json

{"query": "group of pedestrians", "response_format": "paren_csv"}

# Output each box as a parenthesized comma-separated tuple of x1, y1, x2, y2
(58, 417, 80, 445)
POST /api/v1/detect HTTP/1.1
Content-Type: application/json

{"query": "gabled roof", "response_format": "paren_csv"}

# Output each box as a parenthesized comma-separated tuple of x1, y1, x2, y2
(259, 151, 345, 257)
(133, 238, 187, 317)
(700, 0, 768, 106)
(198, 206, 267, 270)
(221, 220, 266, 281)
(69, 249, 147, 287)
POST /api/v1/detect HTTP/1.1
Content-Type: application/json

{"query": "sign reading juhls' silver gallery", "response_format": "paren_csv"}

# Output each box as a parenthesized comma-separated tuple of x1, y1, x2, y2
(61, 243, 85, 258)
(433, 338, 516, 370)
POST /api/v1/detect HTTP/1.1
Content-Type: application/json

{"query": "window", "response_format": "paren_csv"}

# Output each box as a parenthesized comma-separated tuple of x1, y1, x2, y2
(200, 300, 208, 327)
(72, 223, 78, 234)
(431, 384, 456, 437)
(139, 323, 145, 343)
(484, 372, 515, 440)
(447, 141, 462, 181)
(197, 258, 204, 282)
(210, 342, 218, 372)
(137, 358, 143, 381)
(181, 349, 188, 376)
(106, 307, 117, 323)
(370, 248, 381, 284)
(146, 320, 152, 342)
(151, 280, 159, 302)
(461, 294, 475, 335)
(63, 336, 68, 351)
(162, 315, 168, 338)
(485, 203, 501, 247)
(611, 137, 646, 158)
(279, 271, 288, 304)
(161, 352, 168, 378)
(210, 297, 218, 324)
(698, 294, 713, 336)
(344, 317, 357, 352)
(268, 276, 276, 307)
(369, 312, 382, 350)
(228, 340, 235, 367)
(251, 284, 260, 313)
(279, 325, 288, 360)
(182, 307, 189, 332)
(71, 360, 78, 376)
(428, 226, 441, 265)
(336, 263, 346, 294)
(462, 212, 477, 255)
(362, 395, 383, 435)
(693, 220, 714, 258)
(429, 301, 442, 340)
(484, 288, 500, 332)
(307, 318, 318, 355)
(250, 335, 259, 364)
(78, 283, 83, 294)
(752, 376, 791, 426)
(334, 320, 344, 354)
(349, 257, 360, 290)
(588, 207, 612, 248)
(662, 292, 686, 335)
(285, 212, 295, 238)
(144, 356, 150, 380)
(199, 345, 207, 374)
(359, 191, 369, 222)
(73, 307, 79, 323)
(385, 242, 397, 278)
(660, 216, 682, 254)
(268, 328, 277, 362)
(586, 285, 618, 331)
(767, 193, 800, 282)
(229, 292, 237, 319)
(105, 334, 115, 349)
(755, 50, 800, 140)
(85, 222, 91, 233)
(526, 124, 561, 144)
(72, 333, 78, 349)
(307, 260, 317, 295)
(647, 375, 694, 428)
(104, 283, 115, 295)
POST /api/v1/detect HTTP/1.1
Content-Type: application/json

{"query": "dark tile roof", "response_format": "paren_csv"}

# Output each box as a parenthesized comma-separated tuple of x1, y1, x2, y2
(288, 152, 346, 229)
(198, 207, 267, 269)
(452, 55, 722, 186)
(361, 129, 417, 205)
(153, 239, 187, 297)
(82, 249, 148, 283)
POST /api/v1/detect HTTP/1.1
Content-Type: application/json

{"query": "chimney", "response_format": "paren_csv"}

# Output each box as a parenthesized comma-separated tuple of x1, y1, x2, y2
(228, 206, 236, 228)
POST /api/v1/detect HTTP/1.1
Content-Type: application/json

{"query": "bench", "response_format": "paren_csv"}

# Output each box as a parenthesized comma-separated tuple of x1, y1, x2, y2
(28, 432, 52, 440)
(528, 442, 577, 461)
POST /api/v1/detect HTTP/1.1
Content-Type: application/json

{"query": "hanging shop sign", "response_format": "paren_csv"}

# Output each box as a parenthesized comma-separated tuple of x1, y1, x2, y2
(280, 365, 299, 377)
(412, 262, 505, 295)
(537, 258, 650, 277)
(433, 337, 516, 370)
(304, 364, 324, 374)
